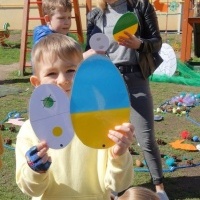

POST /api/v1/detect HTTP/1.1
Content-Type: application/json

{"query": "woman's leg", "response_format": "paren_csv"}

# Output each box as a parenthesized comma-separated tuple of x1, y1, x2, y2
(124, 73, 163, 185)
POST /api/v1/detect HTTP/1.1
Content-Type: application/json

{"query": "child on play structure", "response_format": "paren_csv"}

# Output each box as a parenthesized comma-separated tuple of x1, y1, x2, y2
(15, 33, 134, 200)
(33, 0, 72, 45)
(33, 0, 95, 59)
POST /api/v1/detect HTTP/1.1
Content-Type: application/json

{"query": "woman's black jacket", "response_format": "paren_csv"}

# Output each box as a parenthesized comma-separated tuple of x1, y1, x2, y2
(86, 0, 163, 79)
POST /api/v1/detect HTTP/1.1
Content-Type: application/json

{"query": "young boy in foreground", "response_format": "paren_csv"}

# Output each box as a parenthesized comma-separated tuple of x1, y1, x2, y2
(15, 33, 134, 200)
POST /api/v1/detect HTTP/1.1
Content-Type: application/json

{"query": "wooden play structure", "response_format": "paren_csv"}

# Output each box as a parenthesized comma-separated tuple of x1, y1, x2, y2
(180, 0, 200, 62)
(19, 0, 84, 75)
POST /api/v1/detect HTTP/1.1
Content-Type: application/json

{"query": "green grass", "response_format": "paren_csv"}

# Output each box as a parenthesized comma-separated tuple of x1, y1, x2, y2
(0, 46, 20, 65)
(0, 30, 31, 65)
(0, 31, 85, 66)
(0, 31, 200, 200)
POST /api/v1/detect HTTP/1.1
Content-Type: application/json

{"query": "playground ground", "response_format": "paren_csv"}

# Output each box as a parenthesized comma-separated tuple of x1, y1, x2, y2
(0, 31, 200, 200)
(0, 31, 191, 80)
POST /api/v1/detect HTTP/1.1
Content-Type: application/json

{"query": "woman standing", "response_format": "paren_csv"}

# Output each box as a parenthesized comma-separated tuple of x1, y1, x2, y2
(85, 1, 168, 200)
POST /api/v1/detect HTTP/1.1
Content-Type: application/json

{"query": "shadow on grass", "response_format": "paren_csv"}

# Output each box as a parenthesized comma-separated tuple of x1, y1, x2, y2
(137, 175, 200, 200)
(1, 43, 21, 49)
(0, 77, 30, 85)
(0, 71, 32, 85)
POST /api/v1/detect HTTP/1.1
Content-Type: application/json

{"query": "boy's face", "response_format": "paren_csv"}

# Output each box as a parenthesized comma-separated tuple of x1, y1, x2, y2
(47, 8, 71, 35)
(30, 55, 82, 96)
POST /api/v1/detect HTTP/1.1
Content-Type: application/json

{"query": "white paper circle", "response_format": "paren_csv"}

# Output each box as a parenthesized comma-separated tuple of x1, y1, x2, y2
(153, 43, 177, 76)
(89, 33, 109, 52)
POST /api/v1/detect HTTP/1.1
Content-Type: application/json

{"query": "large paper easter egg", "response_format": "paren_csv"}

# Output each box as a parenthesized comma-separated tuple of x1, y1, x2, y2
(153, 43, 177, 76)
(29, 84, 74, 149)
(70, 55, 130, 149)
(113, 12, 138, 42)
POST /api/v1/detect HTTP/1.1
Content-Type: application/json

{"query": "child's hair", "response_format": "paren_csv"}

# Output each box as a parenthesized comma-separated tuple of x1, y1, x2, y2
(117, 187, 160, 200)
(42, 0, 72, 16)
(31, 33, 83, 74)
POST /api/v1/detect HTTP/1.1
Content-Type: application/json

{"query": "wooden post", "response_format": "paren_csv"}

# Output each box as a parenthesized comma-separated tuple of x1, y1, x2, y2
(19, 0, 84, 75)
(19, 0, 30, 75)
(73, 0, 84, 43)
(180, 0, 200, 62)
(86, 0, 92, 14)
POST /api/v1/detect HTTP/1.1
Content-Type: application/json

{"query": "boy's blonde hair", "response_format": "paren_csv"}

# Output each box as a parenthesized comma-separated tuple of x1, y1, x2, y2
(42, 0, 72, 16)
(31, 33, 83, 74)
(117, 187, 160, 200)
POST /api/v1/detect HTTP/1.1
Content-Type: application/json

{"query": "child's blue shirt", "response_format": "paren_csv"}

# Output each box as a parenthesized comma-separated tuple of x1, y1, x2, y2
(33, 25, 55, 45)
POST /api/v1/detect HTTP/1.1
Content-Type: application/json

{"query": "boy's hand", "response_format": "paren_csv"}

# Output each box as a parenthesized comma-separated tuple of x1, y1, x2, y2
(25, 141, 51, 173)
(83, 49, 106, 59)
(108, 123, 134, 158)
(83, 49, 97, 59)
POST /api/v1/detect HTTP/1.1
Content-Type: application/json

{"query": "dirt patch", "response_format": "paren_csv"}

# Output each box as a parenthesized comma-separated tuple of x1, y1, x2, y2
(0, 63, 19, 81)
(8, 32, 21, 43)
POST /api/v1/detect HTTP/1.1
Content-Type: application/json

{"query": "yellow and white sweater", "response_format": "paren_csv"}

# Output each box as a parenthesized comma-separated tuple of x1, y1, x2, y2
(15, 120, 133, 200)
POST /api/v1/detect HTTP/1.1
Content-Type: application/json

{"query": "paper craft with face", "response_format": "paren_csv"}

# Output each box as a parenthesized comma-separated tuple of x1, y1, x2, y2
(29, 84, 74, 149)
(89, 33, 110, 52)
(113, 12, 138, 42)
(70, 54, 130, 149)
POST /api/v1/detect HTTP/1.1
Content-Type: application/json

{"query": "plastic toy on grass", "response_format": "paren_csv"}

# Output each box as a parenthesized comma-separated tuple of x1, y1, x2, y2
(165, 157, 176, 167)
(192, 135, 199, 142)
(155, 92, 200, 118)
(154, 115, 164, 121)
(169, 139, 197, 151)
(196, 144, 200, 151)
(170, 93, 200, 107)
(0, 110, 26, 151)
(0, 110, 26, 125)
(134, 159, 200, 173)
(180, 130, 191, 139)
(6, 118, 25, 126)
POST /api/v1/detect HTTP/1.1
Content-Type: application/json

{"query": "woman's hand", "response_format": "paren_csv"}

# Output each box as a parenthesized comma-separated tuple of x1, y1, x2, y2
(118, 31, 142, 49)
(108, 122, 135, 158)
